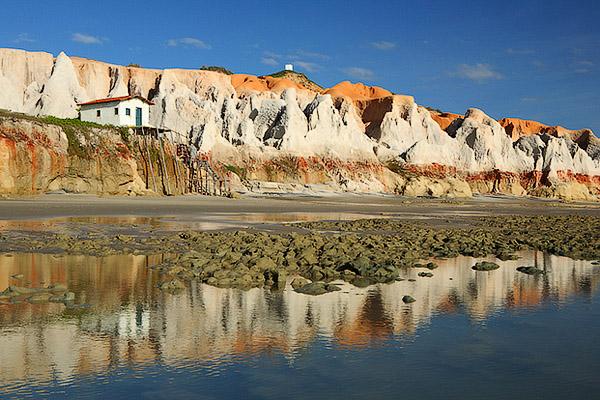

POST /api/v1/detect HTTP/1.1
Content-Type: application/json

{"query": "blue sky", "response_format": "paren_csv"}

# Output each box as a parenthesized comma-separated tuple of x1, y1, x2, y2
(2, 0, 600, 133)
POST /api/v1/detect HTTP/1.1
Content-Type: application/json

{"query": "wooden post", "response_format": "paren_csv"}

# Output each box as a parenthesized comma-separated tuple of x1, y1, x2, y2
(169, 131, 183, 194)
(136, 136, 149, 189)
(142, 127, 157, 193)
(157, 128, 172, 195)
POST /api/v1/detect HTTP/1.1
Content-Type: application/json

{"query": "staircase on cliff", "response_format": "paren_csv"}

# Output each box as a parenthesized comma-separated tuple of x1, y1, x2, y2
(134, 127, 230, 197)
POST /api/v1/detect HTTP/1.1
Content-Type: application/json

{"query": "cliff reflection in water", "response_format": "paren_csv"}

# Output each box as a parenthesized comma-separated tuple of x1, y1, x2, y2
(0, 251, 598, 387)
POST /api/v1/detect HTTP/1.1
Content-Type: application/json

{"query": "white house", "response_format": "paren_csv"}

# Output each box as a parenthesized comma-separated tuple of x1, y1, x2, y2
(78, 95, 153, 127)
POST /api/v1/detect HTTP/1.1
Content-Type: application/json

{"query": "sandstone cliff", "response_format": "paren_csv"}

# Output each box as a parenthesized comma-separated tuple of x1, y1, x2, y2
(0, 48, 598, 200)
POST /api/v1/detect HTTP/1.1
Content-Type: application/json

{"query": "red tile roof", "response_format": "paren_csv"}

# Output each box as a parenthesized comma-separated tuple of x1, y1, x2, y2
(78, 95, 154, 106)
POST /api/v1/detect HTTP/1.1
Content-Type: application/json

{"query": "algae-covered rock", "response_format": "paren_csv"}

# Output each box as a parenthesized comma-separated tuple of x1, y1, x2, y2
(27, 292, 53, 303)
(291, 276, 311, 289)
(8, 286, 38, 295)
(415, 262, 438, 270)
(418, 272, 434, 278)
(472, 261, 500, 271)
(158, 278, 186, 292)
(402, 295, 416, 304)
(351, 277, 373, 288)
(294, 282, 341, 296)
(516, 266, 545, 275)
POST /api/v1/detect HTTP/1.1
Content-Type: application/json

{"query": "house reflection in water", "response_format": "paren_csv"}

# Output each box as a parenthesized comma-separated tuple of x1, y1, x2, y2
(0, 251, 598, 387)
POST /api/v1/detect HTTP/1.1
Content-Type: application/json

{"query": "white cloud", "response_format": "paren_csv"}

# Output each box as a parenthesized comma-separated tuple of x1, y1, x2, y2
(14, 33, 35, 43)
(295, 61, 320, 72)
(371, 41, 396, 50)
(578, 60, 594, 66)
(72, 33, 103, 44)
(453, 63, 503, 82)
(573, 60, 594, 74)
(167, 37, 210, 49)
(261, 57, 279, 67)
(261, 49, 329, 69)
(343, 67, 375, 80)
(293, 50, 330, 60)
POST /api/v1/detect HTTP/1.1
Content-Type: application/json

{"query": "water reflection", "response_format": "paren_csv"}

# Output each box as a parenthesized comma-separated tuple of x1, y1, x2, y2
(0, 251, 598, 390)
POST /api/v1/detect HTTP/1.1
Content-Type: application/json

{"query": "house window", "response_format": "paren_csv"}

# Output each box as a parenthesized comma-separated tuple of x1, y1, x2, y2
(125, 108, 131, 116)
(96, 110, 101, 117)
(114, 107, 119, 115)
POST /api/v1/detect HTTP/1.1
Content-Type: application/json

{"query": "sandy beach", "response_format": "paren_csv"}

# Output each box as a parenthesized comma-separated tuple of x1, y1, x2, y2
(1, 193, 598, 223)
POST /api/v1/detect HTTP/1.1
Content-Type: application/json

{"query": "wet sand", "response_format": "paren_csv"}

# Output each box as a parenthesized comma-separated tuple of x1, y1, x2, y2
(0, 193, 598, 223)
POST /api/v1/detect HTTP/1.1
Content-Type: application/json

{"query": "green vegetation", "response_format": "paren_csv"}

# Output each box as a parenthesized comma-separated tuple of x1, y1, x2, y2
(265, 70, 323, 91)
(276, 155, 300, 178)
(0, 110, 132, 157)
(41, 117, 96, 157)
(41, 116, 103, 129)
(385, 159, 417, 178)
(200, 65, 234, 75)
(224, 164, 247, 180)
(425, 106, 444, 114)
(127, 63, 142, 68)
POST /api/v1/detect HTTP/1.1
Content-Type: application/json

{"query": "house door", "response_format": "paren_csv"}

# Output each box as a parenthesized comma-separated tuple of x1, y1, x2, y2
(135, 107, 142, 126)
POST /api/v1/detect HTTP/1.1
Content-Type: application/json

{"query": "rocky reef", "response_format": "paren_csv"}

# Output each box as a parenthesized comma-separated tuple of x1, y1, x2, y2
(0, 48, 599, 199)
(0, 215, 598, 293)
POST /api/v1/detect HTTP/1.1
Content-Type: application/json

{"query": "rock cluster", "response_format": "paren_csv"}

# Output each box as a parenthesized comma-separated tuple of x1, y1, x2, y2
(0, 283, 76, 305)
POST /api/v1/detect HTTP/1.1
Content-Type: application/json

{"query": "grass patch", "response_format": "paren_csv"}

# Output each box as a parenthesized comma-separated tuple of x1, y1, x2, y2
(264, 70, 323, 91)
(385, 159, 416, 178)
(200, 65, 233, 75)
(0, 110, 132, 157)
(224, 164, 247, 180)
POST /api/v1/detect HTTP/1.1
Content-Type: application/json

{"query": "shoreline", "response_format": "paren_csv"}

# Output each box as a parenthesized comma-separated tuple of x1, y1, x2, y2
(0, 196, 598, 294)
(0, 193, 599, 222)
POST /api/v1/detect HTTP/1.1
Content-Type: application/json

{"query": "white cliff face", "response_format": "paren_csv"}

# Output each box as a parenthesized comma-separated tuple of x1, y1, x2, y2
(0, 49, 54, 113)
(448, 108, 533, 172)
(0, 48, 598, 193)
(35, 52, 86, 118)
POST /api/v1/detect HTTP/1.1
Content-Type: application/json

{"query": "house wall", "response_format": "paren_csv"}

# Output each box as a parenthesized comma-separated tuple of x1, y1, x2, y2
(80, 99, 150, 127)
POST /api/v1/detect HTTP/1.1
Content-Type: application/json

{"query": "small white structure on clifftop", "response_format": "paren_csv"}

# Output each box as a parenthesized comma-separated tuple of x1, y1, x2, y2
(78, 95, 153, 127)
(284, 64, 294, 72)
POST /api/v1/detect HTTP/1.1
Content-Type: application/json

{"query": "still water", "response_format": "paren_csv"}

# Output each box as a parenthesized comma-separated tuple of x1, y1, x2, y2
(0, 251, 599, 399)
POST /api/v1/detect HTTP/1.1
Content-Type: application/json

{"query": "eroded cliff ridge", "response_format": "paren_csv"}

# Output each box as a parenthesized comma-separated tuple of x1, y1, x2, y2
(0, 48, 598, 199)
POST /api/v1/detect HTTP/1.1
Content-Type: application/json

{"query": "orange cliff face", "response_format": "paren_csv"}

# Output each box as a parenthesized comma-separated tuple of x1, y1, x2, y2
(323, 81, 393, 102)
(230, 74, 313, 95)
(498, 117, 596, 141)
(429, 112, 463, 132)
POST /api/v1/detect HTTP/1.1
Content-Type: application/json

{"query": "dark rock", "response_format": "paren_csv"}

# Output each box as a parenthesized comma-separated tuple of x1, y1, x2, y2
(425, 262, 438, 270)
(291, 276, 311, 289)
(402, 295, 416, 303)
(418, 272, 434, 278)
(294, 282, 341, 296)
(351, 277, 373, 288)
(472, 261, 500, 271)
(516, 266, 544, 275)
